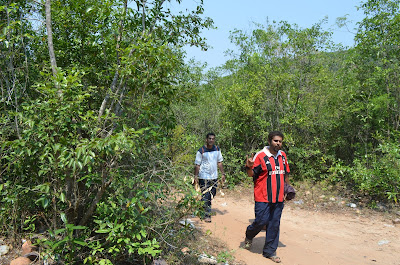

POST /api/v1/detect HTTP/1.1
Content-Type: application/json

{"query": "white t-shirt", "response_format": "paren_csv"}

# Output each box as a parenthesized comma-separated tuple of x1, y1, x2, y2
(194, 145, 223, 180)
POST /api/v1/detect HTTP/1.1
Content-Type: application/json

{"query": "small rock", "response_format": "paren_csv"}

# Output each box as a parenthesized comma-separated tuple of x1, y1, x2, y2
(181, 247, 190, 255)
(377, 203, 387, 211)
(305, 191, 311, 196)
(347, 203, 357, 208)
(392, 218, 400, 225)
(293, 200, 304, 205)
(221, 202, 227, 207)
(319, 195, 325, 199)
(179, 219, 195, 228)
(378, 240, 390, 246)
(22, 240, 38, 256)
(42, 253, 56, 265)
(0, 245, 10, 256)
(152, 259, 168, 265)
(10, 257, 31, 265)
(198, 253, 217, 264)
(329, 197, 336, 201)
(23, 251, 39, 261)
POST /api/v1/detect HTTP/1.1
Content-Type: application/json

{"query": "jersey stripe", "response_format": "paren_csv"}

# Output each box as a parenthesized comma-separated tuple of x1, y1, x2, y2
(252, 148, 290, 203)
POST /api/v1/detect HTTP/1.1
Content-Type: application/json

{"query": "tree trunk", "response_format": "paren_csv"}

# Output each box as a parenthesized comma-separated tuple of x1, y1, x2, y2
(45, 0, 58, 77)
(97, 0, 128, 121)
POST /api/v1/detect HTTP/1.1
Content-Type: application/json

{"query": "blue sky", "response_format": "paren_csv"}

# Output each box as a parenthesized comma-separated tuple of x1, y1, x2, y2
(167, 0, 365, 69)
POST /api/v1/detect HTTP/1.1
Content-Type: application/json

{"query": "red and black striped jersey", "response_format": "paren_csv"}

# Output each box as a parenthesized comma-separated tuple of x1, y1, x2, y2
(252, 147, 290, 203)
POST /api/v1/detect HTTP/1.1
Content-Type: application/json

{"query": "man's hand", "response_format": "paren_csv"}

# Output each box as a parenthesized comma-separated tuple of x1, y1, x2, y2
(193, 176, 199, 186)
(245, 153, 255, 168)
(245, 153, 255, 178)
(221, 174, 226, 183)
(194, 164, 200, 186)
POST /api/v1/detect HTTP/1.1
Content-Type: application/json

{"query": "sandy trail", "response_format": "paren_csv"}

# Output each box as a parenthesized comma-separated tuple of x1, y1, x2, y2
(193, 189, 400, 265)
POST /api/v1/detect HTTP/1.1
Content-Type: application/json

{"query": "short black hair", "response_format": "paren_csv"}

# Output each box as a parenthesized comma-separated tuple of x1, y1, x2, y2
(268, 131, 284, 143)
(206, 132, 215, 138)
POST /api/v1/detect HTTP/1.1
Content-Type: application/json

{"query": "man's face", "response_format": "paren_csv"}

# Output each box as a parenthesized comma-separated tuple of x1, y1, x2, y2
(269, 135, 283, 154)
(206, 135, 215, 147)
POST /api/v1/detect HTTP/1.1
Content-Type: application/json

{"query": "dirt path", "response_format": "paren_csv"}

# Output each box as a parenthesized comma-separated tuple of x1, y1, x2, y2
(193, 189, 400, 265)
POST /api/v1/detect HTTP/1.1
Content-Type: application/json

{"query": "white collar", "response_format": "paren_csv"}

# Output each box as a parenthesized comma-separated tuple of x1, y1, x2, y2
(263, 146, 281, 158)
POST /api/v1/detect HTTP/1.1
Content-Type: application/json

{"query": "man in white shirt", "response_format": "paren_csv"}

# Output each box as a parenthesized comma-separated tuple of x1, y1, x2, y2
(194, 133, 226, 222)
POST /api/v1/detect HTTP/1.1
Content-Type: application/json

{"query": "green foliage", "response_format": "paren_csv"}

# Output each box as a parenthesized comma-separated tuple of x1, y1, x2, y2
(166, 124, 198, 165)
(173, 0, 400, 206)
(0, 66, 205, 263)
(350, 0, 400, 152)
(3, 0, 400, 263)
(222, 147, 250, 188)
(217, 250, 235, 263)
(42, 224, 89, 263)
(1, 0, 213, 264)
(289, 146, 336, 182)
(329, 141, 400, 203)
(90, 192, 162, 262)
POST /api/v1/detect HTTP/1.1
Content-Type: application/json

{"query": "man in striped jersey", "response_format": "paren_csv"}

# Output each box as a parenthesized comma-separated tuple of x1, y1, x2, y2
(243, 131, 290, 263)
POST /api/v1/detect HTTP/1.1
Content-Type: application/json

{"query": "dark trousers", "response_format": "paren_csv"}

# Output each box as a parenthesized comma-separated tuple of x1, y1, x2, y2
(245, 201, 284, 257)
(198, 179, 218, 218)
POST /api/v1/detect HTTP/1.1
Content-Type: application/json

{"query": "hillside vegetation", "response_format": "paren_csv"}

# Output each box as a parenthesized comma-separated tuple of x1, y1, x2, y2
(1, 0, 399, 264)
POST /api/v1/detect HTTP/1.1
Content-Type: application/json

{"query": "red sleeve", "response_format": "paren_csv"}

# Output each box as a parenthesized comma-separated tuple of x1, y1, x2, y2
(253, 152, 266, 170)
(282, 151, 290, 173)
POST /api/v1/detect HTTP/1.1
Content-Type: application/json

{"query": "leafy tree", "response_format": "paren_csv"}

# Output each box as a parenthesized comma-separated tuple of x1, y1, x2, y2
(1, 0, 213, 263)
(328, 0, 400, 202)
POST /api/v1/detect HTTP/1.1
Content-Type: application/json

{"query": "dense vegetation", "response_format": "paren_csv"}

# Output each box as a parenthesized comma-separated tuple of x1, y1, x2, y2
(0, 0, 399, 264)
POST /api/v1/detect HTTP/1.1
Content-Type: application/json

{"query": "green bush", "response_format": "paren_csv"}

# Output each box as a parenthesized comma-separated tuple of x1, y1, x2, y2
(328, 141, 400, 203)
(223, 147, 251, 188)
(0, 70, 204, 264)
(289, 146, 335, 182)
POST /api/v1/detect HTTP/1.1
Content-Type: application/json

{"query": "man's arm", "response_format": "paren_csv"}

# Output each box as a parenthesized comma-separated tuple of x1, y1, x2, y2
(194, 164, 200, 185)
(245, 155, 254, 178)
(217, 162, 226, 183)
(285, 173, 290, 184)
(246, 167, 254, 178)
(284, 153, 290, 184)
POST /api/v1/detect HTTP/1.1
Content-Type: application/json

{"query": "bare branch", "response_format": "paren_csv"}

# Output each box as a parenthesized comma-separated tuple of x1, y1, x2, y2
(142, 0, 146, 32)
(45, 0, 58, 77)
(32, 0, 44, 5)
(98, 0, 128, 122)
(79, 169, 113, 226)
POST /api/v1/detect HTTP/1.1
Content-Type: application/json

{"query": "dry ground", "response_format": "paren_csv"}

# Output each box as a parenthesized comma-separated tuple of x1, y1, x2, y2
(192, 185, 400, 265)
(2, 183, 399, 265)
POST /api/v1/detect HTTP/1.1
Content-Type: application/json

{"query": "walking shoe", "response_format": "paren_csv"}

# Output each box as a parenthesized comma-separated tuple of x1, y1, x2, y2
(264, 255, 281, 263)
(244, 237, 252, 250)
(204, 217, 211, 223)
